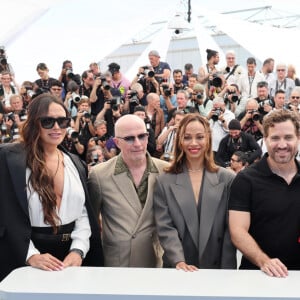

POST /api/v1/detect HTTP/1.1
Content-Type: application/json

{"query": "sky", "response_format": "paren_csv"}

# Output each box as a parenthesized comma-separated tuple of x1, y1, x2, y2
(2, 0, 299, 83)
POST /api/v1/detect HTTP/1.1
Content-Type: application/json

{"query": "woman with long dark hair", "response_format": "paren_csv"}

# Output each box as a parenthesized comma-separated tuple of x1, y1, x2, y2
(154, 113, 236, 271)
(0, 93, 103, 281)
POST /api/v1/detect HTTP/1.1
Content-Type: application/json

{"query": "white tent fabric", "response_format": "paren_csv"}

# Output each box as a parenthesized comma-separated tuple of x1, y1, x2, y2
(192, 16, 226, 68)
(125, 23, 172, 81)
(1, 0, 300, 83)
(200, 7, 300, 72)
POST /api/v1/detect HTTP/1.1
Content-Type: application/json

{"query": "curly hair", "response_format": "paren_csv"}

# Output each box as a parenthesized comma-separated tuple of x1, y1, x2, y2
(20, 94, 69, 232)
(165, 113, 218, 174)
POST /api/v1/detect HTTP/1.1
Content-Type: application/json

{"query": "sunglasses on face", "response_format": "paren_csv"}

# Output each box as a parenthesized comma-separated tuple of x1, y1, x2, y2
(39, 117, 71, 129)
(291, 96, 300, 100)
(116, 132, 149, 144)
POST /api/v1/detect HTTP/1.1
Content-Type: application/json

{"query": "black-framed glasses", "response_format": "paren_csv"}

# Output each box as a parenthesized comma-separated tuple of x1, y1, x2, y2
(39, 117, 71, 129)
(116, 132, 149, 144)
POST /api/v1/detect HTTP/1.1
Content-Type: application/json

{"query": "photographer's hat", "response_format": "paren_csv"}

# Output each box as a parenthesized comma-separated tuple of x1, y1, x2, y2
(228, 119, 241, 130)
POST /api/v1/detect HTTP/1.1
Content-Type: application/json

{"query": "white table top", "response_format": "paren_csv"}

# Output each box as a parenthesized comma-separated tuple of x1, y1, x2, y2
(0, 267, 299, 299)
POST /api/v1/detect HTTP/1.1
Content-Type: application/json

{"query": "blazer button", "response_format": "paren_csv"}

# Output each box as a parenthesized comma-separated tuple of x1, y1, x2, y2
(132, 234, 136, 239)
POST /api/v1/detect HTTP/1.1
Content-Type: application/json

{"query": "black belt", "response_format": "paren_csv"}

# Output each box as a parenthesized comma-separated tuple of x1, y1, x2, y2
(31, 221, 75, 260)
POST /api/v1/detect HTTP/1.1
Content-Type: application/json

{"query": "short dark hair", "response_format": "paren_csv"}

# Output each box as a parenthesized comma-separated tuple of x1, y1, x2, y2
(184, 63, 193, 70)
(206, 49, 218, 61)
(263, 109, 300, 137)
(247, 57, 256, 65)
(49, 79, 62, 88)
(257, 81, 268, 88)
(274, 89, 285, 97)
(173, 69, 182, 75)
(233, 151, 247, 166)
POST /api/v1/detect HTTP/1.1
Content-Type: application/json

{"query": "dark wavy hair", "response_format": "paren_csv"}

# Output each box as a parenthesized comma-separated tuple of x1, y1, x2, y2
(20, 94, 69, 232)
(165, 113, 219, 174)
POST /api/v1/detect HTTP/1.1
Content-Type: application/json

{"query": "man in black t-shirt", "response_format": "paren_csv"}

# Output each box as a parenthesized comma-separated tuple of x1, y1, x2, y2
(229, 109, 300, 277)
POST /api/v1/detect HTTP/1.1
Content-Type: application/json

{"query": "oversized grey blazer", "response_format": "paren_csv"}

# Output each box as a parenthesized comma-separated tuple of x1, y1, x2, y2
(153, 166, 237, 269)
(88, 154, 168, 268)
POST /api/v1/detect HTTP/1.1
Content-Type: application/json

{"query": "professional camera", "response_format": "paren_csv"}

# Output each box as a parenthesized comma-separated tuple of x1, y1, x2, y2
(71, 92, 81, 103)
(141, 66, 155, 78)
(128, 90, 139, 104)
(67, 127, 79, 140)
(106, 96, 123, 110)
(210, 74, 222, 88)
(211, 108, 223, 122)
(5, 112, 15, 122)
(258, 99, 274, 114)
(161, 84, 172, 97)
(192, 92, 203, 100)
(80, 111, 91, 119)
(227, 90, 239, 102)
(247, 109, 260, 121)
(283, 103, 293, 111)
(93, 135, 106, 143)
(99, 75, 111, 90)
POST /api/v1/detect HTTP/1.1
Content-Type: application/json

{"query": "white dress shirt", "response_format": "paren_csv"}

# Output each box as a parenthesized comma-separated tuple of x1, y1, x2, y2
(26, 153, 91, 260)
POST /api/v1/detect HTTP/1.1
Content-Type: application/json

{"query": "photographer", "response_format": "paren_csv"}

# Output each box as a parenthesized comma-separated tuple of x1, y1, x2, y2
(34, 63, 57, 92)
(92, 119, 117, 161)
(1, 95, 27, 143)
(86, 145, 105, 171)
(208, 97, 235, 154)
(254, 81, 274, 115)
(0, 46, 14, 75)
(64, 80, 81, 117)
(89, 71, 120, 116)
(49, 80, 63, 101)
(123, 83, 147, 114)
(218, 84, 245, 117)
(58, 60, 80, 97)
(144, 92, 164, 138)
(133, 106, 156, 156)
(108, 62, 131, 96)
(172, 69, 187, 94)
(19, 81, 34, 109)
(0, 71, 19, 112)
(96, 97, 125, 137)
(198, 49, 225, 97)
(148, 50, 171, 84)
(69, 98, 95, 160)
(238, 99, 263, 141)
(159, 82, 177, 122)
(187, 83, 211, 117)
(216, 119, 262, 167)
(156, 110, 185, 162)
(132, 65, 160, 95)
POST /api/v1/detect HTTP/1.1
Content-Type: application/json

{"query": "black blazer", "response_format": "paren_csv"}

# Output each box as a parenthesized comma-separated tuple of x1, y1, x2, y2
(0, 143, 103, 282)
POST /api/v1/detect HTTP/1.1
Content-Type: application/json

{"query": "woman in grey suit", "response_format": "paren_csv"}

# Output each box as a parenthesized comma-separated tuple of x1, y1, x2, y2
(154, 113, 236, 271)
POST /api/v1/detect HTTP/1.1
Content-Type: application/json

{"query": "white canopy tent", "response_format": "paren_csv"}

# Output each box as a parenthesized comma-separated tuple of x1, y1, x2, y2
(1, 0, 299, 83)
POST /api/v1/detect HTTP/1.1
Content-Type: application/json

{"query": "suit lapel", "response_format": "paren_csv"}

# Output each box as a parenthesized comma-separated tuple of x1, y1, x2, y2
(6, 145, 28, 217)
(199, 170, 224, 259)
(112, 172, 142, 215)
(171, 172, 199, 248)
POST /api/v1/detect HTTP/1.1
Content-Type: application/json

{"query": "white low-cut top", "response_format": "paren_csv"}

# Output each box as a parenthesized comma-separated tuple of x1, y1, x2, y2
(25, 153, 91, 260)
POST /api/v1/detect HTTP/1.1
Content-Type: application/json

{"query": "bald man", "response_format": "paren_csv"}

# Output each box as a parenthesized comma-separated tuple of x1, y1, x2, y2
(88, 114, 168, 267)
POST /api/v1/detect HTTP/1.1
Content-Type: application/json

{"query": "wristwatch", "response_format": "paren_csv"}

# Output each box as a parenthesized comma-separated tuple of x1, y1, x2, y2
(69, 248, 84, 259)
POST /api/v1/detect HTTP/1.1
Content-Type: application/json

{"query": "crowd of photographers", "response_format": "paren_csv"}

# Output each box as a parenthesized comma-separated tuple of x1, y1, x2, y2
(1, 45, 300, 172)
